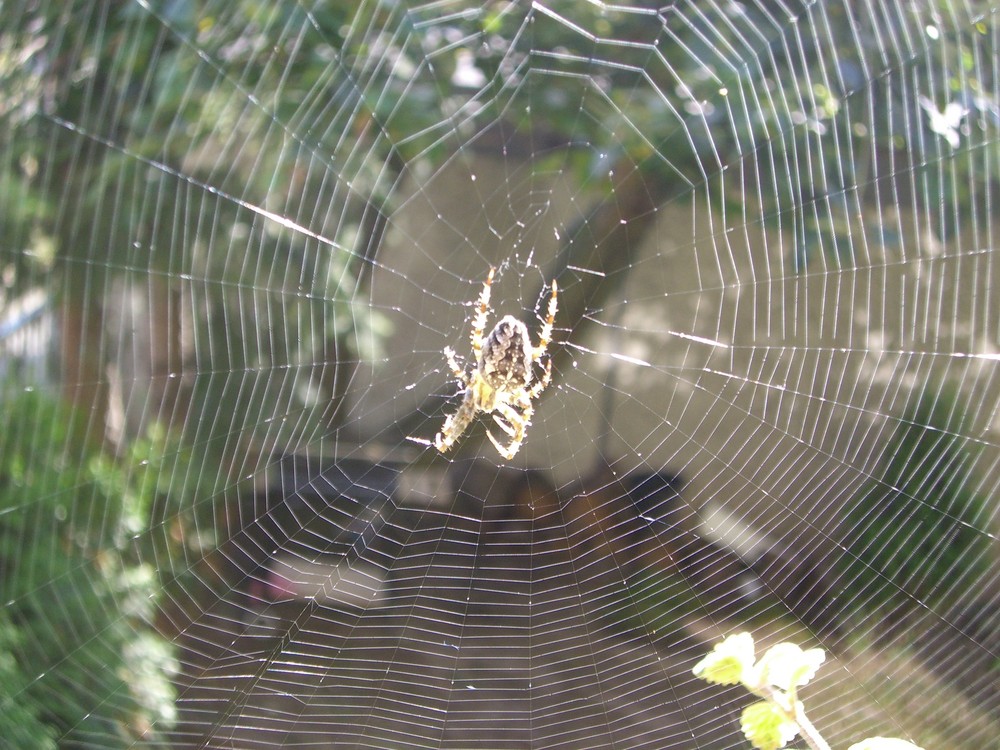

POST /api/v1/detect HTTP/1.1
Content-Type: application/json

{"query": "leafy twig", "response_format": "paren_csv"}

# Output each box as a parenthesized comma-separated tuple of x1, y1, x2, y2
(692, 632, 924, 750)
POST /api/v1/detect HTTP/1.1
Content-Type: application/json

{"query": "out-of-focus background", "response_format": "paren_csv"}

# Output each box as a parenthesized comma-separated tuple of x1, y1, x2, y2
(1, 2, 997, 748)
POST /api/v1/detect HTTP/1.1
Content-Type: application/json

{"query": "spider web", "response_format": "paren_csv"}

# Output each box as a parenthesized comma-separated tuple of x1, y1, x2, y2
(1, 1, 998, 748)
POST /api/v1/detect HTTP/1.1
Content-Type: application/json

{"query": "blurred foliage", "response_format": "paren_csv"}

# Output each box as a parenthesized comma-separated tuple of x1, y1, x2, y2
(0, 0, 404, 445)
(121, 421, 228, 612)
(0, 385, 225, 747)
(464, 0, 1000, 264)
(2, 0, 996, 282)
(0, 615, 58, 750)
(839, 388, 992, 625)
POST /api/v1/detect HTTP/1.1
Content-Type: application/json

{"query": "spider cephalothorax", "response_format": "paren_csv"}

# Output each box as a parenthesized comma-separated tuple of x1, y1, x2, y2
(433, 267, 558, 460)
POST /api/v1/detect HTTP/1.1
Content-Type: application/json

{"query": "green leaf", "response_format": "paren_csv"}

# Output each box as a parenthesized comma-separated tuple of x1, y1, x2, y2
(741, 701, 800, 750)
(755, 642, 826, 692)
(692, 632, 756, 686)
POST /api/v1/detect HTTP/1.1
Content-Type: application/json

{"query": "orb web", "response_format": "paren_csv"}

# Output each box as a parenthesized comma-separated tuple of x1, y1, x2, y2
(1, 2, 997, 749)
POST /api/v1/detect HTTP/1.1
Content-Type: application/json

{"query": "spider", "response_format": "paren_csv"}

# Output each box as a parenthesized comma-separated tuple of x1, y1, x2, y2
(433, 267, 558, 460)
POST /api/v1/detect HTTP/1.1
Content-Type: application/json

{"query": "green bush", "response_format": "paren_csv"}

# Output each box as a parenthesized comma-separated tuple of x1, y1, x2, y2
(0, 388, 193, 748)
(840, 388, 991, 622)
(0, 612, 58, 750)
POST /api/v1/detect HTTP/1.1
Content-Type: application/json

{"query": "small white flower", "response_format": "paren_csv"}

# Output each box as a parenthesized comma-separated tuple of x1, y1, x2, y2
(918, 95, 967, 149)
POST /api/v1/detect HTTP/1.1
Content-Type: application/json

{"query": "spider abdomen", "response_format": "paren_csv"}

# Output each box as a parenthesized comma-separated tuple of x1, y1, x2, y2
(479, 315, 532, 391)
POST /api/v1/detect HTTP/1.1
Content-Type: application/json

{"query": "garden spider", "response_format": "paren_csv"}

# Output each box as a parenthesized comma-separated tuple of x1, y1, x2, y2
(433, 267, 558, 460)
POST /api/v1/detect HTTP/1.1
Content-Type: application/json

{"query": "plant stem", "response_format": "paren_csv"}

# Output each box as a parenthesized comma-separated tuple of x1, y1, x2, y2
(791, 701, 831, 750)
(758, 685, 832, 750)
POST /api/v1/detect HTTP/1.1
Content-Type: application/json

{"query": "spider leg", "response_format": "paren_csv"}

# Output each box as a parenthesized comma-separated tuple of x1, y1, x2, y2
(443, 346, 468, 384)
(487, 428, 522, 461)
(471, 267, 495, 360)
(493, 400, 525, 433)
(532, 277, 558, 361)
(435, 388, 477, 453)
(488, 401, 531, 459)
(492, 412, 516, 436)
(527, 357, 552, 400)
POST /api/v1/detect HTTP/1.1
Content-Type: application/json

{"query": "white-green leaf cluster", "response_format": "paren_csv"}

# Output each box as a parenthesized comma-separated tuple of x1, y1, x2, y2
(848, 740, 924, 750)
(691, 632, 824, 694)
(741, 701, 801, 750)
(693, 633, 929, 750)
